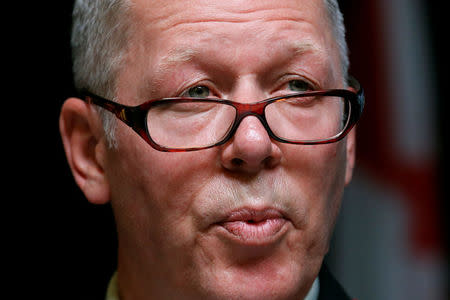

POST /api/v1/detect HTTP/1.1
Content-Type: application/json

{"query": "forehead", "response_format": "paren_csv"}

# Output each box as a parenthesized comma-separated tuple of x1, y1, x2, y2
(130, 0, 330, 43)
(121, 0, 339, 99)
(143, 0, 324, 24)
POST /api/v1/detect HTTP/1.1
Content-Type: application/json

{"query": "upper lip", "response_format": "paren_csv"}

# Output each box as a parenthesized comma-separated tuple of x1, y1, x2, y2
(217, 207, 287, 224)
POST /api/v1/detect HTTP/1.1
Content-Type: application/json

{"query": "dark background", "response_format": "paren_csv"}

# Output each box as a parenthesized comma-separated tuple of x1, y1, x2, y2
(19, 1, 447, 299)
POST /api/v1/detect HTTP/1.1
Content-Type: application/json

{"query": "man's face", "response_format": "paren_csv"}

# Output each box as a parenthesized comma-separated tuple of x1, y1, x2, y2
(103, 0, 354, 298)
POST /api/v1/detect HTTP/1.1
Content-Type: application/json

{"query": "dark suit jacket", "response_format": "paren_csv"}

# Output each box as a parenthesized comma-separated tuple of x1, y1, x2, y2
(318, 265, 352, 300)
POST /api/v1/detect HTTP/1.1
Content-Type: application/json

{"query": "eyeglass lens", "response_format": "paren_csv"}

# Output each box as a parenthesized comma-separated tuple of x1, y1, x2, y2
(146, 95, 350, 149)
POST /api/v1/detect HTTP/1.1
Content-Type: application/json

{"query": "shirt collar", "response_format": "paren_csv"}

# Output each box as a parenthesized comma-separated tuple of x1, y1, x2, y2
(305, 277, 320, 300)
(105, 272, 119, 300)
(106, 272, 319, 300)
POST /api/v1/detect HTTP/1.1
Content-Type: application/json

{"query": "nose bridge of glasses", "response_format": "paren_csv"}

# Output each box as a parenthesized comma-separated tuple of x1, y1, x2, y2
(231, 101, 272, 137)
(234, 100, 266, 116)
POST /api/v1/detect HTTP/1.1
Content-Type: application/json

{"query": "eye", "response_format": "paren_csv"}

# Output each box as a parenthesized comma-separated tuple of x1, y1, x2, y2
(288, 79, 311, 92)
(183, 85, 211, 98)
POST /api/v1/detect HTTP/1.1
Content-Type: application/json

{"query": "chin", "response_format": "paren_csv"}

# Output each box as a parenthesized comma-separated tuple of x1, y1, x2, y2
(186, 215, 324, 300)
(194, 255, 316, 300)
(201, 276, 308, 300)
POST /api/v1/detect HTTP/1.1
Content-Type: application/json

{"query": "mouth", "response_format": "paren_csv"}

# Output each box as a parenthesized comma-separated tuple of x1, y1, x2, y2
(214, 208, 289, 246)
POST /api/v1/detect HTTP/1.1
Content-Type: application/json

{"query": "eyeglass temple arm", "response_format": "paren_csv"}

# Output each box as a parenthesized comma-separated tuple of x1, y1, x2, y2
(348, 76, 365, 116)
(80, 90, 135, 126)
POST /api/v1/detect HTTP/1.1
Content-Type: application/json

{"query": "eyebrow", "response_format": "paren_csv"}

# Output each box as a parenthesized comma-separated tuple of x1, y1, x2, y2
(157, 40, 320, 70)
(288, 40, 324, 56)
(159, 47, 199, 70)
(144, 40, 325, 98)
(139, 47, 199, 97)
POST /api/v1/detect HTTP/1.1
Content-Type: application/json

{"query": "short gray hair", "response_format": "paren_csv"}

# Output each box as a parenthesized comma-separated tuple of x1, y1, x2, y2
(71, 0, 348, 148)
(324, 0, 349, 81)
(71, 0, 132, 147)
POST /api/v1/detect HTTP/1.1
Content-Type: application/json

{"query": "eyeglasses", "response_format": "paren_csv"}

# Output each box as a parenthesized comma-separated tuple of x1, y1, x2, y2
(80, 77, 364, 152)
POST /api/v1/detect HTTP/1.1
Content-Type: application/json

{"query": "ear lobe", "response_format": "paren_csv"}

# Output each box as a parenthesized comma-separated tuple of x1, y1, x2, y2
(59, 97, 110, 204)
(344, 127, 356, 186)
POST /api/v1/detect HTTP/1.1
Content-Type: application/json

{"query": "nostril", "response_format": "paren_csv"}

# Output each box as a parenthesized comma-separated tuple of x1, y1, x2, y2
(262, 156, 274, 167)
(220, 117, 282, 172)
(231, 158, 244, 166)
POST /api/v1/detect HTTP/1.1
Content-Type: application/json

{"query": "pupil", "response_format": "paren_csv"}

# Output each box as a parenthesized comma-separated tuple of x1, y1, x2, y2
(189, 86, 210, 98)
(289, 80, 309, 92)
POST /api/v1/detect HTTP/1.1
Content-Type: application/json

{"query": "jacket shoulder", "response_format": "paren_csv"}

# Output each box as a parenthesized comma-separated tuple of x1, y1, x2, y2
(318, 265, 353, 300)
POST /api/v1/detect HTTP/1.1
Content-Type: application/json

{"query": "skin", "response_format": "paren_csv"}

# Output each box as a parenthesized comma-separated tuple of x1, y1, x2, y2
(59, 0, 356, 299)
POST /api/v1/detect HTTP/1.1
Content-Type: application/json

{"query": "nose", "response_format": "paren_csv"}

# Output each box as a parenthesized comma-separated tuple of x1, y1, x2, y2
(220, 115, 282, 174)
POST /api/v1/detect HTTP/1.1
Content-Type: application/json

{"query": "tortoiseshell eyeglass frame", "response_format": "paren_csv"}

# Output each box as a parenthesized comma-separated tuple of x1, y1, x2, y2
(80, 76, 365, 152)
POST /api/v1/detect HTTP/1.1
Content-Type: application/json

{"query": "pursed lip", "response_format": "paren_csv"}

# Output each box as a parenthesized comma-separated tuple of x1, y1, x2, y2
(221, 208, 285, 223)
(213, 207, 290, 246)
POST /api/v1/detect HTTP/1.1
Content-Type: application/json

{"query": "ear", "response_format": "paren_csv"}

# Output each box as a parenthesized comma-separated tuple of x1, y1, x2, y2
(59, 97, 110, 204)
(344, 127, 356, 186)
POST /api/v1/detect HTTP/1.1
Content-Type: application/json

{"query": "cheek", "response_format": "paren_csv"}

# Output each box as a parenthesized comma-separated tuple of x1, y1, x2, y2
(284, 140, 347, 196)
(283, 141, 347, 248)
(106, 126, 220, 239)
(105, 130, 223, 280)
(112, 123, 215, 194)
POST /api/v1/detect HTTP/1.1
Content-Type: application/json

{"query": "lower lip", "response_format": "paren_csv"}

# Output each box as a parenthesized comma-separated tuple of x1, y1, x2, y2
(219, 218, 287, 245)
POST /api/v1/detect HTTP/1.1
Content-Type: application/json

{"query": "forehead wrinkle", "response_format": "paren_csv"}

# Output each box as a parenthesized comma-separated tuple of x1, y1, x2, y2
(142, 0, 326, 33)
